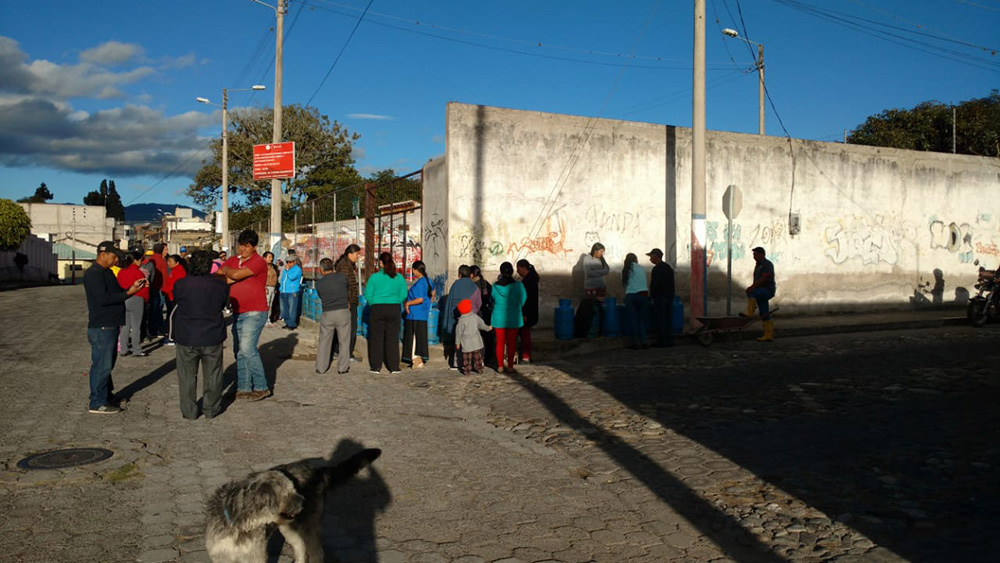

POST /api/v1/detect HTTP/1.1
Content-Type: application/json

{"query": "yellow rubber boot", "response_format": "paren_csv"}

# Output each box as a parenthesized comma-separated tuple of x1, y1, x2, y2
(757, 320, 774, 342)
(739, 298, 757, 318)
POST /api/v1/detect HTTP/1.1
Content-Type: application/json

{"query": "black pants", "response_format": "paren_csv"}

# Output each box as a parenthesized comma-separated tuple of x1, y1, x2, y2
(175, 344, 224, 419)
(651, 296, 673, 347)
(402, 319, 429, 363)
(368, 304, 401, 372)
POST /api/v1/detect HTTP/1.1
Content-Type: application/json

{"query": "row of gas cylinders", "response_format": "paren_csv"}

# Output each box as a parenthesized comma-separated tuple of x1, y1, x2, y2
(301, 288, 681, 344)
(553, 296, 684, 341)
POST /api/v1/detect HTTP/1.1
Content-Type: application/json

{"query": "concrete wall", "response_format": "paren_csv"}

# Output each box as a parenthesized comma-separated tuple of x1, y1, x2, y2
(18, 203, 116, 255)
(422, 155, 449, 294)
(428, 103, 1000, 325)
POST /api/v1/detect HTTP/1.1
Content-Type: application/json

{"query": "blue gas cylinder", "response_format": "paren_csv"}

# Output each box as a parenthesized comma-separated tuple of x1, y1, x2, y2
(602, 297, 621, 337)
(672, 295, 684, 334)
(554, 298, 574, 340)
(427, 307, 441, 345)
(359, 296, 370, 338)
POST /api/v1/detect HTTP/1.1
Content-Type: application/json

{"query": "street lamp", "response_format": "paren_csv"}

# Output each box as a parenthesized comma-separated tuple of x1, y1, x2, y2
(721, 28, 765, 136)
(196, 84, 266, 250)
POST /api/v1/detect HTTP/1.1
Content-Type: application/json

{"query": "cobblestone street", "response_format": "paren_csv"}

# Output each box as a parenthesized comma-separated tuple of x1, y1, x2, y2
(1, 284, 997, 562)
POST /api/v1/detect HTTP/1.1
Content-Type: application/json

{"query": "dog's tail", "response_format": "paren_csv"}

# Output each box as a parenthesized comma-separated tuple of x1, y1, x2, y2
(323, 448, 381, 489)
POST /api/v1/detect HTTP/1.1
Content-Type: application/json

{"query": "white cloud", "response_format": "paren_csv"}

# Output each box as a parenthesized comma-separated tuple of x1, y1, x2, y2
(347, 113, 394, 120)
(1, 37, 154, 100)
(351, 146, 367, 160)
(80, 41, 144, 66)
(0, 36, 214, 177)
(431, 134, 444, 144)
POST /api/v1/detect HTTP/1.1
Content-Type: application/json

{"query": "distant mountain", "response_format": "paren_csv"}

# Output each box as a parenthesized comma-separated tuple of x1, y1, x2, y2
(123, 203, 208, 224)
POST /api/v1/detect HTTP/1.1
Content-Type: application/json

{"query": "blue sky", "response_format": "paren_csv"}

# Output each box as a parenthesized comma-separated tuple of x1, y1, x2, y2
(1, 0, 997, 210)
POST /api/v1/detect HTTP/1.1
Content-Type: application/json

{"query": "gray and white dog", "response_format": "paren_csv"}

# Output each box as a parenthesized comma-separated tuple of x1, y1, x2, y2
(205, 447, 382, 563)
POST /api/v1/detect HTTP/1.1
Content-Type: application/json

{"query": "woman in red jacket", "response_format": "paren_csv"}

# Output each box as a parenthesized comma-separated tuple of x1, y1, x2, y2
(162, 254, 187, 345)
(117, 251, 150, 356)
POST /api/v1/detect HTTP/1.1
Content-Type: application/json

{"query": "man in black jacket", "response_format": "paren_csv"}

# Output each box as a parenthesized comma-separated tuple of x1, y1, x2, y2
(647, 248, 675, 347)
(84, 241, 146, 414)
(171, 250, 230, 419)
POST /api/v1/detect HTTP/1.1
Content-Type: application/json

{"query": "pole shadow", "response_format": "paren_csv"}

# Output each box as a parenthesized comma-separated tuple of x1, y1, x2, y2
(547, 331, 1000, 562)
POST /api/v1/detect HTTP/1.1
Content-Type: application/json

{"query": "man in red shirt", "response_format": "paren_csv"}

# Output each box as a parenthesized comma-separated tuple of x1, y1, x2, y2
(147, 243, 169, 339)
(219, 230, 270, 400)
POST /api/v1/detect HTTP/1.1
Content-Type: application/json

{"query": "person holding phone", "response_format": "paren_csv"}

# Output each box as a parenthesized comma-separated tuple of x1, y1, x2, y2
(84, 241, 146, 414)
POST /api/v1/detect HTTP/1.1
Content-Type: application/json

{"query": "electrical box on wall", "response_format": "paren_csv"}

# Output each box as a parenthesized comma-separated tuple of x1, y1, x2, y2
(788, 213, 801, 236)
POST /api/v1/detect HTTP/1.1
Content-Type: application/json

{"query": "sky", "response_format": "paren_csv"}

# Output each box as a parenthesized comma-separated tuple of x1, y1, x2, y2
(1, 0, 997, 211)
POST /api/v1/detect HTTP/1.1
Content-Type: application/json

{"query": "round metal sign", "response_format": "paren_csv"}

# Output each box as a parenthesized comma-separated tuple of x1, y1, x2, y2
(17, 448, 114, 470)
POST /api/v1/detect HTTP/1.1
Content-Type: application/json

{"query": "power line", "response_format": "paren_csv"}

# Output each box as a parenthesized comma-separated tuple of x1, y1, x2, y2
(302, 0, 733, 71)
(768, 0, 1000, 72)
(305, 0, 374, 106)
(309, 0, 728, 65)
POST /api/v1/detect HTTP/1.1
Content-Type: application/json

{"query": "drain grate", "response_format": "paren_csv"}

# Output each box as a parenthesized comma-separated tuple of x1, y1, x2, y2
(17, 448, 114, 470)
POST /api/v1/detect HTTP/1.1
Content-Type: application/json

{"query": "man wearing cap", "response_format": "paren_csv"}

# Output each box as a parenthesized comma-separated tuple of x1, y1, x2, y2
(742, 246, 776, 342)
(647, 248, 675, 347)
(84, 241, 147, 413)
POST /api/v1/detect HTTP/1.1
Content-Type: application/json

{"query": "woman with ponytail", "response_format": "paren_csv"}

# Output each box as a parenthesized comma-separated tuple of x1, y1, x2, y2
(402, 261, 435, 368)
(363, 252, 408, 374)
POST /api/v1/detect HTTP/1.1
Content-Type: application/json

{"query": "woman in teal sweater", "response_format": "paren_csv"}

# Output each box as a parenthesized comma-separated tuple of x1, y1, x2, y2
(491, 262, 527, 373)
(364, 252, 408, 373)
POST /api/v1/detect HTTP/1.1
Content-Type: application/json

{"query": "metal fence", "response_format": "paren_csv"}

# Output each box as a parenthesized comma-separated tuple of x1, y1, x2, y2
(229, 170, 423, 280)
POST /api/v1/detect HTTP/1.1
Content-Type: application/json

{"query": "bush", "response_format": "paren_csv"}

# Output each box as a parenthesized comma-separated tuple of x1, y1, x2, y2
(0, 199, 32, 252)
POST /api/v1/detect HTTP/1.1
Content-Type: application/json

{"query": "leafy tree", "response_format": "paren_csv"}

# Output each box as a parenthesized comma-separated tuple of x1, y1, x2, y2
(0, 198, 32, 251)
(82, 179, 125, 221)
(848, 90, 1000, 157)
(83, 179, 108, 207)
(188, 104, 360, 211)
(17, 183, 54, 203)
(106, 180, 125, 221)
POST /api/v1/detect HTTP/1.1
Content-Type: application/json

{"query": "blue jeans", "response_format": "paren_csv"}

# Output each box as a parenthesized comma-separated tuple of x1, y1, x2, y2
(280, 291, 301, 328)
(87, 327, 118, 409)
(624, 293, 649, 345)
(749, 287, 775, 319)
(232, 311, 267, 392)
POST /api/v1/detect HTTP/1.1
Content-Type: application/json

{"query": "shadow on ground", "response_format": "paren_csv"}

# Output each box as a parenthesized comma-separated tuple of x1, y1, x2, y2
(533, 330, 1000, 562)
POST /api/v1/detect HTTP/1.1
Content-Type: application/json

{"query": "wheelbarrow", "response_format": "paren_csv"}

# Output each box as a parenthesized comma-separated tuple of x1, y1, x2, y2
(693, 307, 779, 346)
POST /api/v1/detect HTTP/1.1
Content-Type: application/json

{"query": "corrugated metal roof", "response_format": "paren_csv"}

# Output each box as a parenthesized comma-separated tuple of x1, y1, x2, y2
(51, 242, 97, 260)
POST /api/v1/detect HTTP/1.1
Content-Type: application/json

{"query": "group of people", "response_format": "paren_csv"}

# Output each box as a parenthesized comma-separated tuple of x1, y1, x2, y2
(579, 241, 776, 346)
(311, 251, 541, 378)
(83, 228, 776, 418)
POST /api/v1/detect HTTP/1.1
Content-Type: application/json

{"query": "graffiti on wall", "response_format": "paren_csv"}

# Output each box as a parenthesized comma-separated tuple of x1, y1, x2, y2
(507, 214, 573, 258)
(423, 214, 445, 259)
(585, 204, 642, 237)
(824, 215, 913, 266)
(706, 221, 746, 263)
(975, 241, 999, 260)
(929, 220, 974, 263)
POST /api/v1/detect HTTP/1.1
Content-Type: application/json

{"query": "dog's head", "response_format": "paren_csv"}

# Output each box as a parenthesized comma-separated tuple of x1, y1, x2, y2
(230, 470, 304, 526)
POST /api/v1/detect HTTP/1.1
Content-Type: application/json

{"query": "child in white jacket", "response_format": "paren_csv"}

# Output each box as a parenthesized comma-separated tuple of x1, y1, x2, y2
(455, 299, 491, 375)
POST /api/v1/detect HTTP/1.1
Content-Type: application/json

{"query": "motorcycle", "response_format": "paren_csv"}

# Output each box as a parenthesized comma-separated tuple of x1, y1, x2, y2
(967, 259, 999, 327)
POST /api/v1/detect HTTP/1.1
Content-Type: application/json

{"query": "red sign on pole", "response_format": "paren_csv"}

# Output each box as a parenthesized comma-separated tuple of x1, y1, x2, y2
(252, 142, 296, 180)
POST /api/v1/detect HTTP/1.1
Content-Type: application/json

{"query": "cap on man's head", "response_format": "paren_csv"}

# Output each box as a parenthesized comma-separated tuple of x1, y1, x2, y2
(96, 241, 117, 254)
(752, 246, 765, 254)
(457, 299, 472, 315)
(646, 248, 664, 257)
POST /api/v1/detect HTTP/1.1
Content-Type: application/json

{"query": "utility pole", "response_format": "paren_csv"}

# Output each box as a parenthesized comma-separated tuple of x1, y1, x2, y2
(271, 0, 285, 252)
(691, 0, 707, 324)
(757, 43, 765, 136)
(952, 107, 957, 154)
(221, 88, 229, 248)
(253, 0, 285, 252)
